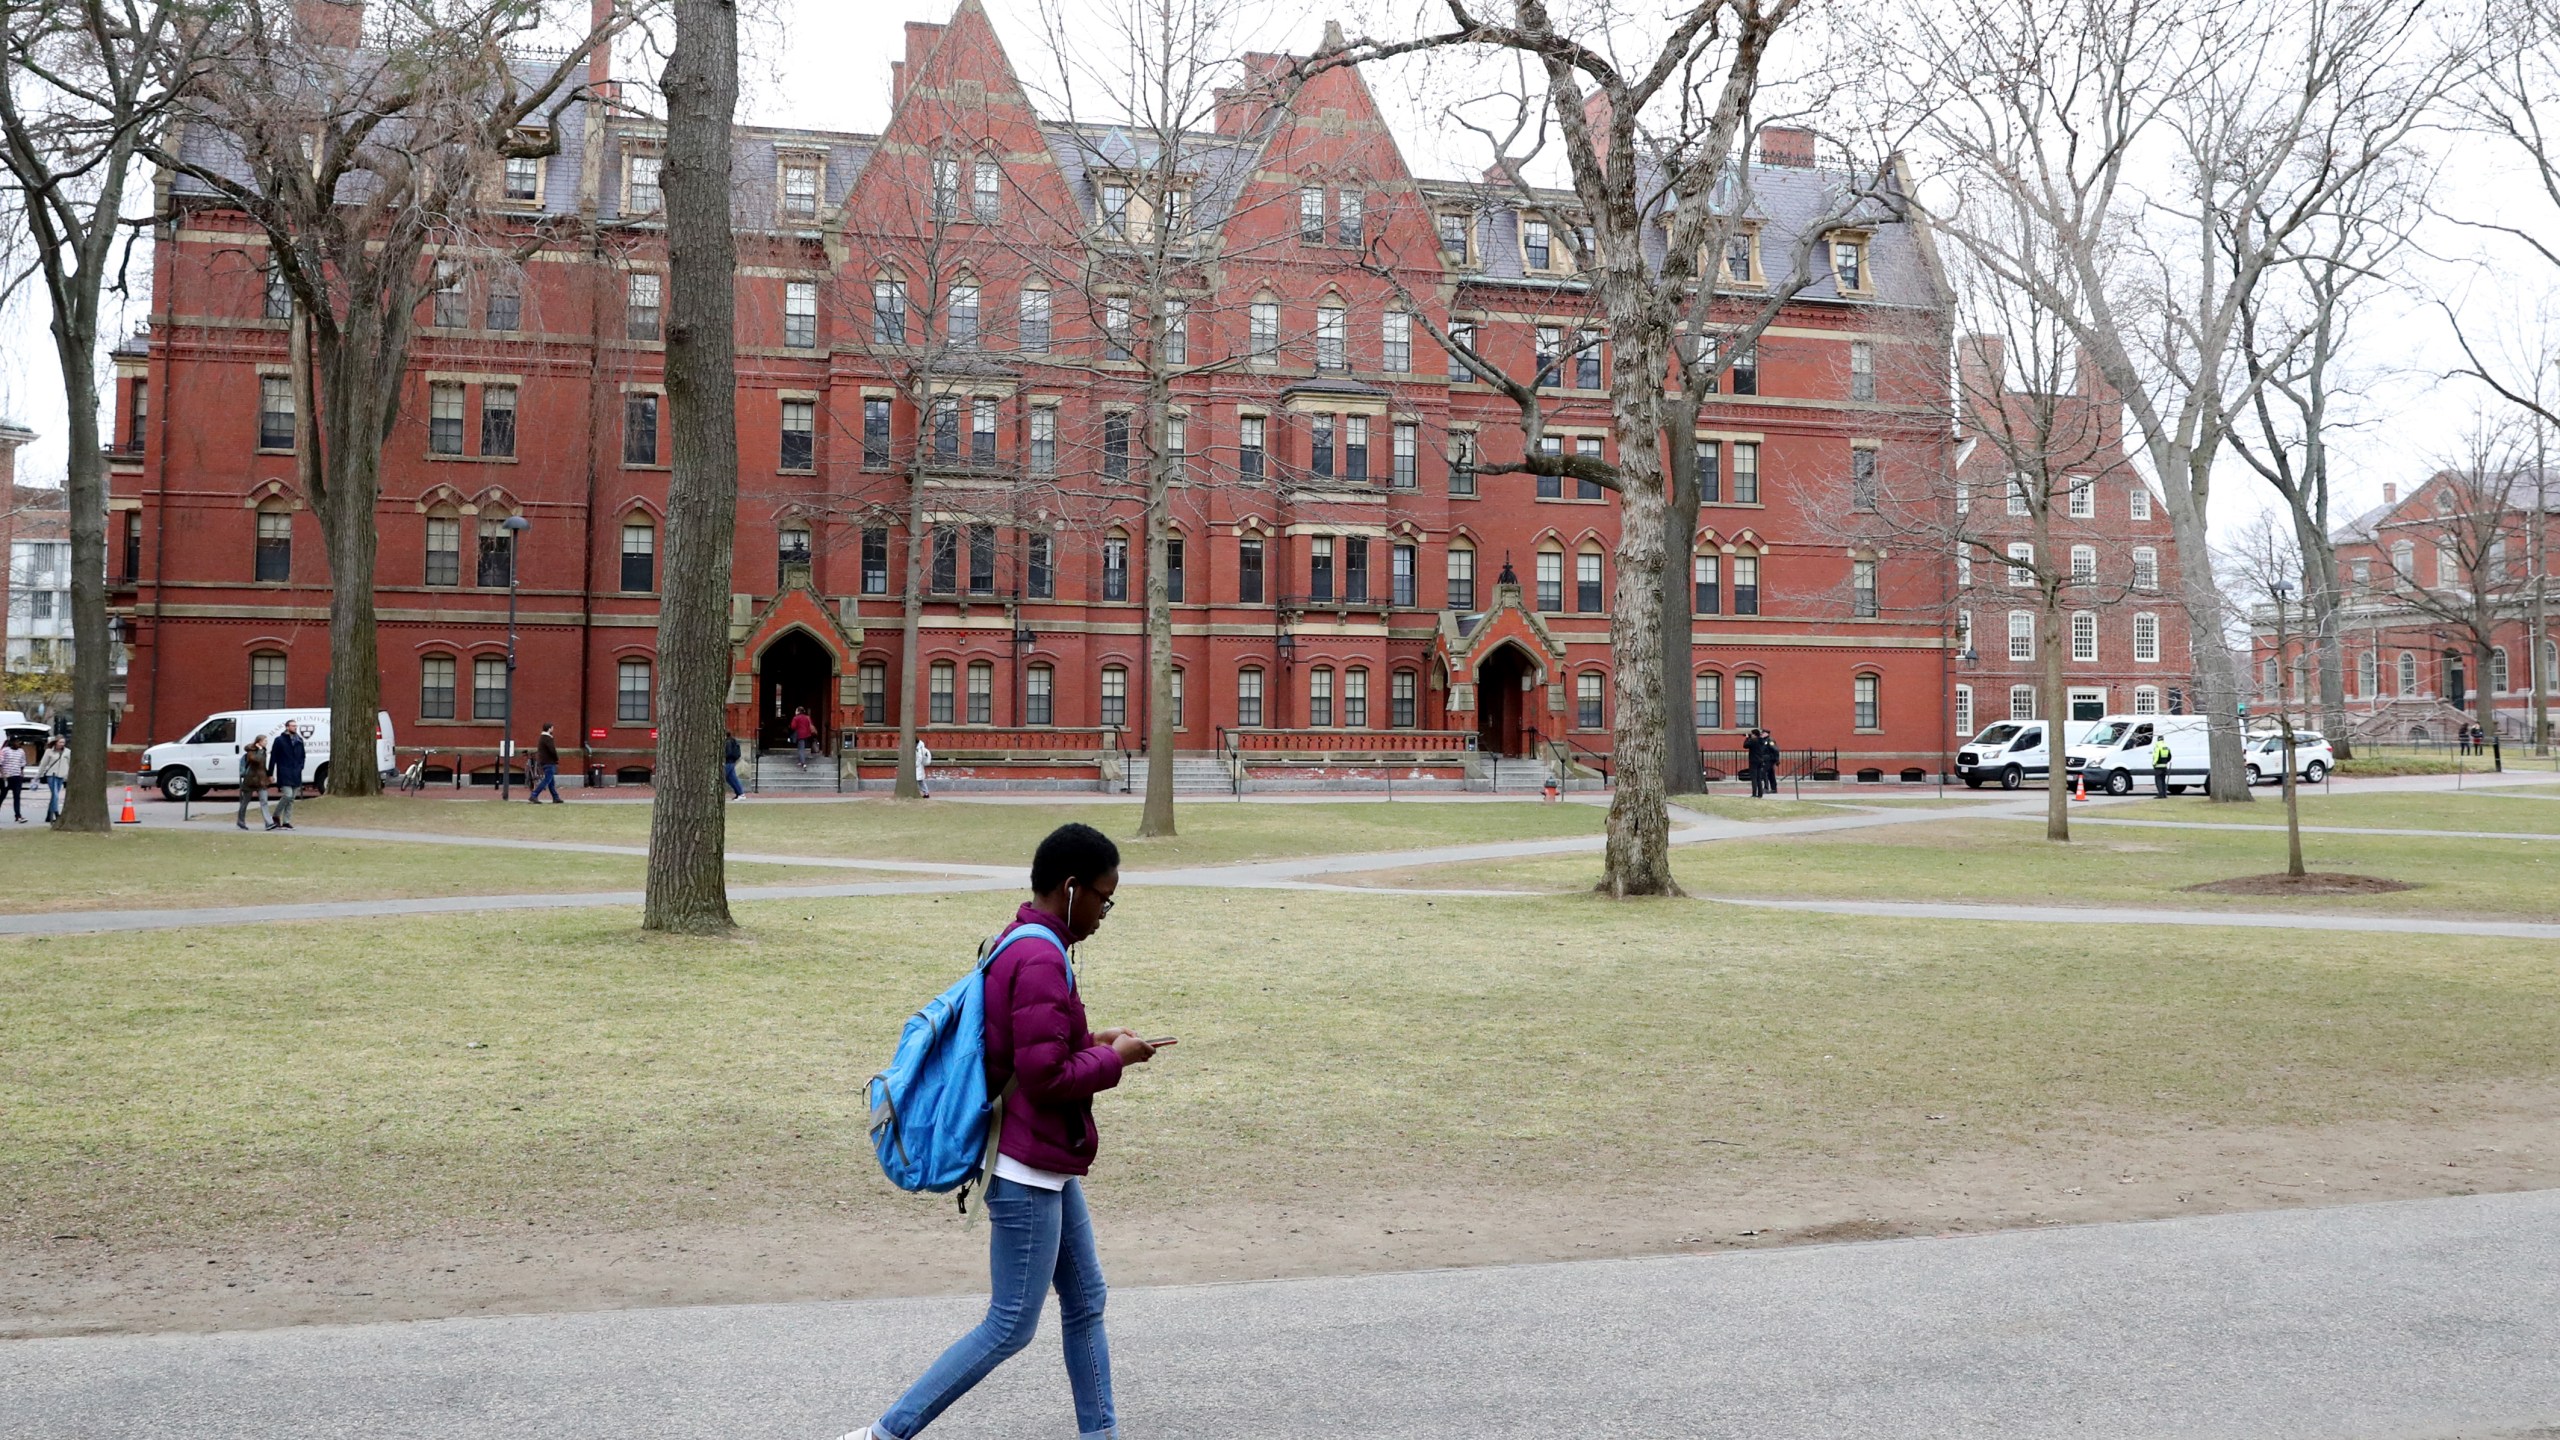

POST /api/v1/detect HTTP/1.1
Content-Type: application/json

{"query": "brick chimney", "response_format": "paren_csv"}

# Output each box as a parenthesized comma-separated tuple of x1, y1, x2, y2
(1757, 125, 1816, 169)
(892, 21, 944, 108)
(586, 0, 614, 91)
(295, 0, 363, 49)
(2382, 482, 2397, 506)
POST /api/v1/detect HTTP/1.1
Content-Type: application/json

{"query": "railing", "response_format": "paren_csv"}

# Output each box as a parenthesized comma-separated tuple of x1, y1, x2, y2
(1220, 726, 1476, 757)
(840, 725, 1120, 757)
(1700, 746, 1839, 796)
(1543, 730, 1613, 787)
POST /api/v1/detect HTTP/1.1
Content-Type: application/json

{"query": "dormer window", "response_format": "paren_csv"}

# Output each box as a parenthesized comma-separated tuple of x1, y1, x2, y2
(1721, 228, 1757, 284)
(1831, 235, 1868, 293)
(503, 154, 540, 203)
(781, 159, 821, 222)
(1101, 182, 1131, 237)
(1522, 219, 1552, 270)
(1438, 212, 1472, 261)
(625, 154, 662, 214)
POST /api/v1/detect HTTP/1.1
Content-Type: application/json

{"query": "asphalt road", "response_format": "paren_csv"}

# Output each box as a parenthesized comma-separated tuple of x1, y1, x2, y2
(8, 1190, 2558, 1439)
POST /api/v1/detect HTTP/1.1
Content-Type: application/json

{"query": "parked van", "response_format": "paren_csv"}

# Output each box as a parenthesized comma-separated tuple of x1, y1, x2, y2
(142, 708, 395, 801)
(1955, 719, 2057, 789)
(2067, 714, 2212, 795)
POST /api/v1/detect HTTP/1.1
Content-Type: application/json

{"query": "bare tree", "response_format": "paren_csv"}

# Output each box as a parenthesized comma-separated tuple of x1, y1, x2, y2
(638, 0, 736, 933)
(2222, 511, 2310, 875)
(153, 0, 616, 797)
(1904, 0, 2465, 802)
(0, 0, 200, 832)
(2353, 420, 2545, 766)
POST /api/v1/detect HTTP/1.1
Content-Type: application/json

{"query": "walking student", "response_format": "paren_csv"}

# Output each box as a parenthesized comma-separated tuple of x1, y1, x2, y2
(790, 706, 818, 769)
(0, 739, 25, 823)
(267, 722, 306, 830)
(2151, 734, 2174, 798)
(852, 823, 1165, 1440)
(914, 736, 933, 798)
(725, 732, 746, 800)
(235, 734, 272, 831)
(37, 735, 68, 823)
(529, 724, 564, 804)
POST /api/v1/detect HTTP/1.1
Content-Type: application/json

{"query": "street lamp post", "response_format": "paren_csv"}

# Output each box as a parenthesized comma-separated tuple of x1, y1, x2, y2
(500, 514, 531, 802)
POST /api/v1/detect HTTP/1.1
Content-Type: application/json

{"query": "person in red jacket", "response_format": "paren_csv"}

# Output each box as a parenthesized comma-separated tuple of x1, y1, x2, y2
(855, 823, 1165, 1440)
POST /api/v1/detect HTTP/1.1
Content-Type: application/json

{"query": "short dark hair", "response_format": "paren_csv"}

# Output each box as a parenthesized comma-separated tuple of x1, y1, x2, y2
(1031, 822, 1119, 895)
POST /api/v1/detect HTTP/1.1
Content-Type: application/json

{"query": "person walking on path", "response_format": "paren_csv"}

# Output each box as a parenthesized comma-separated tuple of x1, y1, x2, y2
(267, 723, 307, 830)
(529, 725, 564, 804)
(0, 740, 25, 823)
(37, 735, 69, 823)
(850, 823, 1165, 1440)
(2151, 734, 2174, 798)
(725, 733, 746, 800)
(791, 707, 818, 769)
(914, 737, 933, 798)
(235, 735, 272, 831)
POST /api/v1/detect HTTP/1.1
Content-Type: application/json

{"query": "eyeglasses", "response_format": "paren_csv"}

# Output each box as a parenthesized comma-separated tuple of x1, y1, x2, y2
(1097, 895, 1116, 916)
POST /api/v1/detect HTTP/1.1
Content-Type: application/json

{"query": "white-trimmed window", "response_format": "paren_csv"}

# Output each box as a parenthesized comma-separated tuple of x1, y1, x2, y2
(1695, 671, 1723, 731)
(2009, 684, 2036, 721)
(1382, 311, 1411, 372)
(1100, 665, 1127, 727)
(2067, 476, 2095, 518)
(1853, 673, 1880, 730)
(1733, 672, 1760, 728)
(1026, 664, 1054, 725)
(1849, 340, 1875, 402)
(2071, 611, 2098, 662)
(2007, 543, 2034, 587)
(626, 154, 662, 214)
(1956, 610, 1973, 655)
(784, 281, 818, 348)
(967, 661, 993, 724)
(2492, 646, 2510, 694)
(2130, 485, 2152, 521)
(618, 658, 653, 723)
(2070, 545, 2096, 586)
(2132, 612, 2160, 663)
(1316, 304, 1347, 372)
(929, 661, 956, 724)
(1250, 301, 1278, 363)
(1956, 552, 1973, 589)
(1447, 543, 1476, 610)
(1237, 667, 1264, 727)
(2007, 474, 2031, 516)
(2132, 546, 2158, 590)
(627, 272, 662, 341)
(2399, 650, 2418, 694)
(2008, 609, 2034, 661)
(781, 159, 821, 222)
(1953, 683, 1973, 737)
(1576, 671, 1605, 729)
(1344, 667, 1369, 727)
(2133, 685, 2159, 715)
(2357, 650, 2378, 697)
(1308, 667, 1334, 727)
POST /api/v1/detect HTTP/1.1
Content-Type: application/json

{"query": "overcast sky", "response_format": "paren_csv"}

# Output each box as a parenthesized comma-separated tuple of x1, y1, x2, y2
(2, 0, 2543, 547)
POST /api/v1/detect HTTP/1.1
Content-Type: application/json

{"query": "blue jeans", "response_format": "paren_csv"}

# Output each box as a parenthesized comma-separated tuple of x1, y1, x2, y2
(876, 1177, 1115, 1440)
(529, 764, 561, 802)
(724, 762, 744, 798)
(44, 775, 63, 822)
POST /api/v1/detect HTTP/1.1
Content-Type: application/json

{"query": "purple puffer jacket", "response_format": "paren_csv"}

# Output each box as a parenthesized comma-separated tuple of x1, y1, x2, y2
(983, 903, 1125, 1175)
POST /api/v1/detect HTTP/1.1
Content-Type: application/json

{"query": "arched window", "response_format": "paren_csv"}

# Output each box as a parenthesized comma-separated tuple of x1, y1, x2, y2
(1390, 669, 1417, 728)
(2492, 646, 2509, 695)
(1694, 671, 1723, 730)
(1853, 673, 1881, 731)
(967, 660, 994, 724)
(1344, 667, 1369, 727)
(254, 504, 292, 583)
(425, 509, 462, 586)
(248, 650, 288, 708)
(476, 512, 518, 587)
(1316, 301, 1347, 372)
(1447, 541, 1477, 610)
(1100, 664, 1127, 727)
(929, 660, 956, 724)
(1576, 546, 1605, 613)
(1576, 671, 1605, 729)
(1025, 664, 1054, 726)
(2357, 650, 2377, 697)
(618, 658, 653, 722)
(1535, 546, 1564, 611)
(2398, 651, 2417, 694)
(620, 516, 656, 592)
(420, 655, 457, 720)
(1170, 667, 1185, 730)
(1237, 667, 1264, 727)
(1309, 666, 1335, 727)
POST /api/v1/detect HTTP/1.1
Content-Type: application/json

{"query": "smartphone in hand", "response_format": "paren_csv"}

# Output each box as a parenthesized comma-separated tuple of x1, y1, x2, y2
(1143, 1036, 1178, 1047)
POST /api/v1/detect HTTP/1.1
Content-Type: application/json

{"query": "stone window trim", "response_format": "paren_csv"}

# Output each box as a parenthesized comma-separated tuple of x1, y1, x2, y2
(617, 382, 670, 472)
(1710, 221, 1764, 288)
(774, 150, 828, 227)
(1825, 227, 1876, 296)
(418, 373, 527, 465)
(1696, 430, 1767, 507)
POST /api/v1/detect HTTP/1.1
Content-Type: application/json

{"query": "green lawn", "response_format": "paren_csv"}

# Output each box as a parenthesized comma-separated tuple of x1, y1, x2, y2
(291, 795, 1609, 868)
(0, 827, 834, 913)
(8, 889, 2556, 1252)
(1364, 816, 2560, 920)
(2098, 787, 2560, 835)
(1668, 795, 1851, 822)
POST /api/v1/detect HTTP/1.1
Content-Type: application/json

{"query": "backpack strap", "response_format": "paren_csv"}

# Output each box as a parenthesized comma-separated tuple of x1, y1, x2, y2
(959, 921, 1068, 1217)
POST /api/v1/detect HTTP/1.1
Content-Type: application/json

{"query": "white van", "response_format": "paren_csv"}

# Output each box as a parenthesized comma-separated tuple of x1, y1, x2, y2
(1955, 719, 2058, 789)
(142, 708, 396, 801)
(2067, 714, 2212, 795)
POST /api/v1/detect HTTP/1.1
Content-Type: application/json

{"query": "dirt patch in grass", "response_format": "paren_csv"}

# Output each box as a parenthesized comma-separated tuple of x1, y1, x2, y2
(2185, 872, 2419, 897)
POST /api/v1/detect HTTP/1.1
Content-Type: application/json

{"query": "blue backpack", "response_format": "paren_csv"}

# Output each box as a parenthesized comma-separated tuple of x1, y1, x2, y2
(867, 921, 1064, 1212)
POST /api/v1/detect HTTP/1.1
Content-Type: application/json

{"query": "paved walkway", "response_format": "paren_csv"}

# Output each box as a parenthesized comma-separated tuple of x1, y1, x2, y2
(7, 1189, 2556, 1439)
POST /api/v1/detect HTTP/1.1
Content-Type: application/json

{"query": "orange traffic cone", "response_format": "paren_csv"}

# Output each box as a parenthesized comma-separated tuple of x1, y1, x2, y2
(117, 785, 139, 824)
(2072, 771, 2087, 803)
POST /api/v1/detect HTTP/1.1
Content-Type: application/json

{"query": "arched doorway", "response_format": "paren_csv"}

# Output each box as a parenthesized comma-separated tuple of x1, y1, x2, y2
(1474, 644, 1537, 757)
(758, 629, 835, 753)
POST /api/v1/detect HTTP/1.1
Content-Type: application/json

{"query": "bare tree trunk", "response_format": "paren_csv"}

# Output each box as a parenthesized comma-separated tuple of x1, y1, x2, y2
(1658, 422, 1703, 796)
(2474, 641, 2501, 771)
(2167, 478, 2253, 801)
(1138, 443, 1176, 837)
(54, 336, 111, 832)
(1601, 436, 1677, 897)
(893, 488, 925, 800)
(309, 306, 397, 797)
(643, 0, 740, 934)
(2281, 723, 2304, 877)
(2041, 595, 2070, 840)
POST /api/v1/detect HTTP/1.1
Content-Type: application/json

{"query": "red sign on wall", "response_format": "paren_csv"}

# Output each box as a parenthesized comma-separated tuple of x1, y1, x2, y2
(589, 728, 607, 740)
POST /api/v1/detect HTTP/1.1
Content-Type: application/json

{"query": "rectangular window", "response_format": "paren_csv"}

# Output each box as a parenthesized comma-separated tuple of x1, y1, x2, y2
(1449, 434, 1476, 496)
(1575, 330, 1601, 389)
(1953, 684, 1973, 738)
(265, 262, 293, 320)
(425, 516, 460, 586)
(1535, 326, 1561, 388)
(1309, 668, 1333, 727)
(480, 384, 517, 458)
(1537, 436, 1562, 499)
(1344, 415, 1368, 482)
(932, 157, 960, 217)
(781, 160, 820, 221)
(2008, 610, 2035, 662)
(2008, 475, 2032, 516)
(1850, 340, 1875, 401)
(1344, 667, 1369, 727)
(620, 521, 654, 591)
(1017, 288, 1052, 355)
(1250, 301, 1279, 363)
(2007, 542, 2033, 587)
(1576, 551, 1603, 612)
(2068, 475, 2095, 518)
(1392, 543, 1416, 608)
(1523, 219, 1551, 269)
(432, 262, 466, 328)
(2133, 612, 2161, 663)
(1310, 537, 1336, 602)
(1694, 671, 1723, 731)
(944, 281, 978, 349)
(1391, 669, 1417, 728)
(1576, 672, 1604, 729)
(2010, 685, 2037, 721)
(476, 517, 515, 587)
(969, 396, 997, 464)
(860, 661, 887, 726)
(1240, 415, 1265, 479)
(1536, 551, 1562, 611)
(1345, 537, 1370, 602)
(2134, 547, 2158, 590)
(627, 272, 661, 340)
(1854, 674, 1879, 730)
(1100, 667, 1127, 727)
(1695, 439, 1721, 504)
(1102, 412, 1129, 479)
(1099, 181, 1129, 235)
(1336, 189, 1363, 246)
(428, 383, 465, 455)
(1164, 299, 1188, 367)
(1731, 442, 1758, 504)
(929, 661, 955, 725)
(1103, 536, 1129, 602)
(872, 278, 906, 344)
(784, 280, 818, 348)
(1734, 672, 1760, 729)
(420, 656, 456, 720)
(1382, 311, 1411, 372)
(1239, 537, 1264, 604)
(2070, 545, 2096, 585)
(1447, 320, 1475, 381)
(1853, 558, 1878, 617)
(973, 160, 1001, 221)
(1299, 186, 1326, 242)
(485, 282, 520, 332)
(1166, 537, 1185, 603)
(1316, 307, 1346, 372)
(780, 398, 816, 470)
(1956, 611, 1973, 656)
(858, 529, 891, 596)
(254, 510, 291, 582)
(1237, 669, 1263, 727)
(1024, 407, 1054, 474)
(122, 511, 142, 580)
(2072, 611, 2098, 662)
(862, 397, 891, 470)
(1311, 415, 1336, 480)
(932, 398, 959, 458)
(473, 656, 507, 719)
(1026, 665, 1053, 725)
(626, 154, 662, 213)
(1832, 239, 1863, 291)
(929, 526, 957, 594)
(967, 661, 993, 724)
(1440, 212, 1472, 259)
(127, 379, 148, 452)
(1027, 534, 1054, 599)
(2131, 485, 2152, 521)
(1165, 415, 1187, 479)
(1100, 295, 1132, 362)
(1851, 449, 1877, 511)
(1577, 437, 1604, 500)
(1447, 546, 1475, 610)
(259, 375, 295, 450)
(618, 659, 653, 723)
(1694, 552, 1719, 614)
(624, 393, 659, 465)
(1732, 554, 1760, 615)
(966, 525, 994, 597)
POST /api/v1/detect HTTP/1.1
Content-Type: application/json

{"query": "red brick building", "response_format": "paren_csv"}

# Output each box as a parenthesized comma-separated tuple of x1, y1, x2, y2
(115, 1, 2005, 788)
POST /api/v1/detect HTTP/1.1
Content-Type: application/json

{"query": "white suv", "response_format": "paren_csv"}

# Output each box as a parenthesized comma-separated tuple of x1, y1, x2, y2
(2244, 730, 2333, 786)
